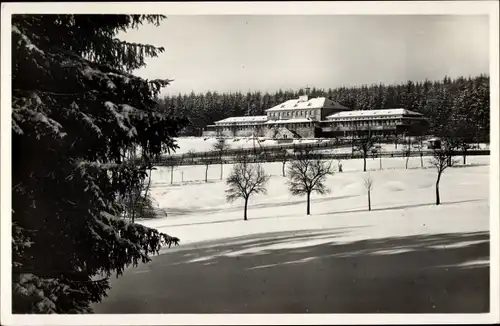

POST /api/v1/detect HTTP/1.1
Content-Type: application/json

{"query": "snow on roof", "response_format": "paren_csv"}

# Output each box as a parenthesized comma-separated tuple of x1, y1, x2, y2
(326, 108, 423, 119)
(265, 118, 314, 124)
(215, 115, 268, 124)
(266, 97, 348, 112)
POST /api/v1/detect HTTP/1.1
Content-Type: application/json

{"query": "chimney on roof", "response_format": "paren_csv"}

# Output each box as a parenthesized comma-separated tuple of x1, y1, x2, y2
(299, 95, 308, 102)
(299, 85, 311, 102)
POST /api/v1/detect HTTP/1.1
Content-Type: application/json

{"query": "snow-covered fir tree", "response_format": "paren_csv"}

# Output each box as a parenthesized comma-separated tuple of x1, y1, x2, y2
(12, 14, 186, 313)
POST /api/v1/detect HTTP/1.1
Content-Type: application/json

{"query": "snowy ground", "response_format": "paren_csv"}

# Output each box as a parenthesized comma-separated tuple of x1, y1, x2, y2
(93, 151, 490, 313)
(146, 155, 490, 246)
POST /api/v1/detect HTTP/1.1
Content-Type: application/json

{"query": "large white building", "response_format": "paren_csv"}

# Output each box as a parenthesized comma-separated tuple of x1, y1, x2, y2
(203, 95, 428, 139)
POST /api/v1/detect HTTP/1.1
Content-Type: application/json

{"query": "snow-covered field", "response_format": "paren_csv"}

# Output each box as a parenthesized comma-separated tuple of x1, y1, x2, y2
(94, 142, 491, 314)
(144, 154, 490, 253)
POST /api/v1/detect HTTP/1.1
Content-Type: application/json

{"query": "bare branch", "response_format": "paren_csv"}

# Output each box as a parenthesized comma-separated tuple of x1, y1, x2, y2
(287, 149, 334, 196)
(363, 173, 374, 191)
(225, 154, 270, 205)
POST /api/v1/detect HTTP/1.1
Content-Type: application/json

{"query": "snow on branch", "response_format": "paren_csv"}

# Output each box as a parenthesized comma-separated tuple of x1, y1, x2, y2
(12, 25, 44, 55)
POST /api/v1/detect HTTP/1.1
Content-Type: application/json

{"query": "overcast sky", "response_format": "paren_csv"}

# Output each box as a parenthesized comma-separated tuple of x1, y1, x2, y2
(119, 15, 489, 96)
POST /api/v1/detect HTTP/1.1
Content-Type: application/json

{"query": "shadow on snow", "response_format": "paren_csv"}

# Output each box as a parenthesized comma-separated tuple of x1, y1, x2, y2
(94, 228, 490, 314)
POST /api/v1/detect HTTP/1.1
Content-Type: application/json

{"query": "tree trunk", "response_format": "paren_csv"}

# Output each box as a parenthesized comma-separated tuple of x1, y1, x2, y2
(282, 161, 286, 177)
(130, 192, 136, 223)
(306, 192, 311, 215)
(436, 173, 442, 205)
(244, 198, 248, 221)
(463, 148, 467, 165)
(405, 154, 409, 169)
(141, 167, 153, 216)
(170, 165, 174, 185)
(420, 152, 423, 168)
(379, 155, 382, 170)
(205, 164, 208, 183)
(368, 189, 371, 211)
(363, 152, 367, 172)
(220, 162, 223, 180)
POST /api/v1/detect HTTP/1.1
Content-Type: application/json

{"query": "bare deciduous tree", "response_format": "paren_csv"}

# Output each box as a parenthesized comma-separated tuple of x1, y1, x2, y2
(354, 132, 377, 172)
(363, 173, 374, 211)
(378, 147, 383, 170)
(187, 149, 196, 164)
(281, 149, 289, 177)
(225, 154, 270, 221)
(416, 135, 425, 168)
(429, 145, 457, 205)
(162, 157, 177, 185)
(213, 138, 230, 180)
(199, 156, 211, 183)
(403, 137, 412, 169)
(287, 150, 334, 215)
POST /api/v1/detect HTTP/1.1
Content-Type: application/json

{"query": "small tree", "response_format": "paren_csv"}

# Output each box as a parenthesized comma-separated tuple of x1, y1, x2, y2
(187, 149, 196, 164)
(442, 136, 460, 167)
(363, 173, 374, 211)
(167, 159, 178, 185)
(416, 135, 425, 168)
(225, 154, 270, 221)
(287, 150, 334, 215)
(458, 140, 472, 165)
(281, 149, 289, 177)
(354, 132, 377, 172)
(378, 147, 383, 170)
(403, 137, 412, 169)
(394, 134, 400, 149)
(429, 145, 457, 205)
(200, 157, 211, 183)
(213, 138, 230, 180)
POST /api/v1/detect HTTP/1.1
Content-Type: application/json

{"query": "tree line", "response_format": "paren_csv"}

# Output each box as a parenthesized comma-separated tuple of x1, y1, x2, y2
(158, 75, 490, 142)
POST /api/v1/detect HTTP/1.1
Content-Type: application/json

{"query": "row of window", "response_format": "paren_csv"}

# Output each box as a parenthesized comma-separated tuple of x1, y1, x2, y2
(217, 122, 263, 126)
(343, 130, 396, 136)
(330, 115, 406, 121)
(337, 119, 401, 127)
(268, 109, 319, 119)
(271, 123, 313, 128)
(220, 123, 314, 131)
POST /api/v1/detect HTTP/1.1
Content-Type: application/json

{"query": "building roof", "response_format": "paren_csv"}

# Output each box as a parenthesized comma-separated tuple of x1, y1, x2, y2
(265, 118, 314, 124)
(214, 115, 268, 124)
(326, 108, 423, 119)
(266, 96, 348, 112)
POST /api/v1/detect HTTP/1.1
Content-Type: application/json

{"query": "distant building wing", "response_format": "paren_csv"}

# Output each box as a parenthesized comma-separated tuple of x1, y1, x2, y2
(326, 108, 423, 119)
(214, 115, 268, 124)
